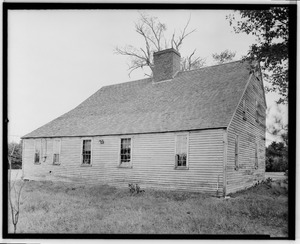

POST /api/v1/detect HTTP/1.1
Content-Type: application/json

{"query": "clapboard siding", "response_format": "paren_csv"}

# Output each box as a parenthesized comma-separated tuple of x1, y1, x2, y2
(226, 74, 266, 194)
(23, 129, 225, 195)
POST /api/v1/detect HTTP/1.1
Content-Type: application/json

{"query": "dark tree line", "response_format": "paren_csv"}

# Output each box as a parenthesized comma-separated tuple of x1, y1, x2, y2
(266, 141, 288, 172)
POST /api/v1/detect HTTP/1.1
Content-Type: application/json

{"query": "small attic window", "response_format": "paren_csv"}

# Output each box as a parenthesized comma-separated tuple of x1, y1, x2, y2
(242, 99, 247, 120)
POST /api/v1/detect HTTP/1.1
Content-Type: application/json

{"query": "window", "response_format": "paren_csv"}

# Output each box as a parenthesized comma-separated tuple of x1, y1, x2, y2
(254, 143, 258, 170)
(234, 135, 239, 170)
(34, 139, 41, 164)
(242, 99, 247, 120)
(81, 139, 92, 165)
(53, 139, 61, 165)
(120, 138, 132, 167)
(41, 139, 47, 162)
(175, 134, 188, 169)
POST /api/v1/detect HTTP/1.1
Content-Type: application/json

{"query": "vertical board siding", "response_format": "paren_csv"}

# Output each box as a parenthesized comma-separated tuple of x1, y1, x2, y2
(23, 129, 225, 195)
(226, 75, 266, 194)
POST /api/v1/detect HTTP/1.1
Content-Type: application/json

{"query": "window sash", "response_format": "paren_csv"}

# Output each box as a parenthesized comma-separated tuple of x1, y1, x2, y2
(82, 140, 92, 165)
(53, 139, 61, 164)
(34, 140, 41, 164)
(120, 138, 131, 163)
(175, 134, 188, 168)
(41, 139, 47, 159)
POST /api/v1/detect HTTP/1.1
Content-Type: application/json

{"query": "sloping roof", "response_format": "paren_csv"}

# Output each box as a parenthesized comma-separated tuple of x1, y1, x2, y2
(23, 60, 254, 138)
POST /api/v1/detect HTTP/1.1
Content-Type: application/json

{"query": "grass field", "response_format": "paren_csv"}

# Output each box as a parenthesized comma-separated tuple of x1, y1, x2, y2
(8, 179, 288, 236)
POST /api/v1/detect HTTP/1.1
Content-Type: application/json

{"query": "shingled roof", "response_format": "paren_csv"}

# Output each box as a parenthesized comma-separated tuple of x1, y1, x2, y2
(23, 60, 254, 138)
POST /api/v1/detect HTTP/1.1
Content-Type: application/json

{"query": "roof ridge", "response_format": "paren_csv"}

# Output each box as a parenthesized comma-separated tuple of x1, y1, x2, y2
(178, 59, 244, 75)
(102, 77, 151, 89)
(102, 60, 245, 89)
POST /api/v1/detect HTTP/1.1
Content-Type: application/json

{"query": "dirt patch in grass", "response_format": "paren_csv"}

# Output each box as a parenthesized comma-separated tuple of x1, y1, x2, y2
(8, 180, 288, 236)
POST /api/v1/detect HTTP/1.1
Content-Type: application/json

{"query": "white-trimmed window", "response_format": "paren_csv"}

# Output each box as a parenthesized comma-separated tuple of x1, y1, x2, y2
(119, 138, 132, 167)
(34, 139, 41, 164)
(175, 134, 188, 169)
(81, 139, 92, 165)
(53, 139, 61, 165)
(234, 135, 239, 170)
(254, 142, 258, 170)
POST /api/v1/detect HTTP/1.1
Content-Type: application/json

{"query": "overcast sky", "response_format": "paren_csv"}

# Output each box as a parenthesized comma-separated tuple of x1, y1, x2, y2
(7, 9, 287, 144)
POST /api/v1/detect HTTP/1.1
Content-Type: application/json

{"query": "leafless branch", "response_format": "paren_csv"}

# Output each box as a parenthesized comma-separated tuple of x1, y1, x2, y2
(8, 143, 25, 233)
(172, 16, 196, 51)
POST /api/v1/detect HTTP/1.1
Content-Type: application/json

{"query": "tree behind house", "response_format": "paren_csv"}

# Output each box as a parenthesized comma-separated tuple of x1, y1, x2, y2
(266, 141, 288, 172)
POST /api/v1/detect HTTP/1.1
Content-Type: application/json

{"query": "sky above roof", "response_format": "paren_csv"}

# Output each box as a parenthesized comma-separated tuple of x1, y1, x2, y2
(7, 8, 287, 144)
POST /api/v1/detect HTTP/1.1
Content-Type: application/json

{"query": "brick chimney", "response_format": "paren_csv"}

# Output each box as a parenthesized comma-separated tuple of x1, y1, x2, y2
(153, 48, 181, 82)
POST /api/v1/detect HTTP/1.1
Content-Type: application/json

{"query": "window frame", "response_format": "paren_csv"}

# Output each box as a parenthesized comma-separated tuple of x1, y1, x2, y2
(80, 138, 93, 167)
(174, 133, 189, 170)
(41, 138, 47, 162)
(34, 139, 41, 165)
(234, 135, 239, 171)
(52, 139, 61, 165)
(118, 137, 133, 168)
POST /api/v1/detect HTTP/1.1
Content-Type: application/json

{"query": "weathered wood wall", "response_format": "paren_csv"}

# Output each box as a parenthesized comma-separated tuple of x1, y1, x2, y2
(23, 129, 225, 195)
(226, 74, 266, 194)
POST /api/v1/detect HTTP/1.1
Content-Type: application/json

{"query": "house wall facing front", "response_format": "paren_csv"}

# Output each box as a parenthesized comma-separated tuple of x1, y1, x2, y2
(226, 74, 266, 194)
(22, 129, 225, 196)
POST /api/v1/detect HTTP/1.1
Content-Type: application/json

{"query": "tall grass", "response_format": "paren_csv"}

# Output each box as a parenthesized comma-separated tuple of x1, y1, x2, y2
(8, 180, 288, 236)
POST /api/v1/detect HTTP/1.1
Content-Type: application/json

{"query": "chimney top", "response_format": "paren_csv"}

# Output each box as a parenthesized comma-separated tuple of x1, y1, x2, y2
(153, 48, 181, 83)
(153, 48, 181, 57)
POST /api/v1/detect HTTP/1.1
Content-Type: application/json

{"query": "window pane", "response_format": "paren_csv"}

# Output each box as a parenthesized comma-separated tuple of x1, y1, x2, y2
(35, 153, 40, 163)
(83, 140, 91, 152)
(82, 140, 91, 164)
(121, 138, 131, 163)
(35, 140, 41, 163)
(176, 135, 187, 167)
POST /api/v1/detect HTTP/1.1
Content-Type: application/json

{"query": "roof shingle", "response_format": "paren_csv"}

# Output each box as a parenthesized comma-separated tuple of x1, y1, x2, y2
(23, 60, 253, 138)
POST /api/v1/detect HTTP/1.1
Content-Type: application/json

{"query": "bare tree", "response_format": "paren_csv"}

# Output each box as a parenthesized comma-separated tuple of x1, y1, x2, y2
(181, 49, 206, 71)
(8, 143, 25, 233)
(212, 49, 236, 64)
(115, 13, 204, 77)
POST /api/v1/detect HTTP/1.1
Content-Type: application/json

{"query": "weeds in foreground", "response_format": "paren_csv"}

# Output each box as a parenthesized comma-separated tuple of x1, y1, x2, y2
(8, 180, 288, 236)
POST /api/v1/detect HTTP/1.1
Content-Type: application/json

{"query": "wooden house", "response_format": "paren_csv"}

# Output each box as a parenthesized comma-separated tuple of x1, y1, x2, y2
(21, 48, 266, 196)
